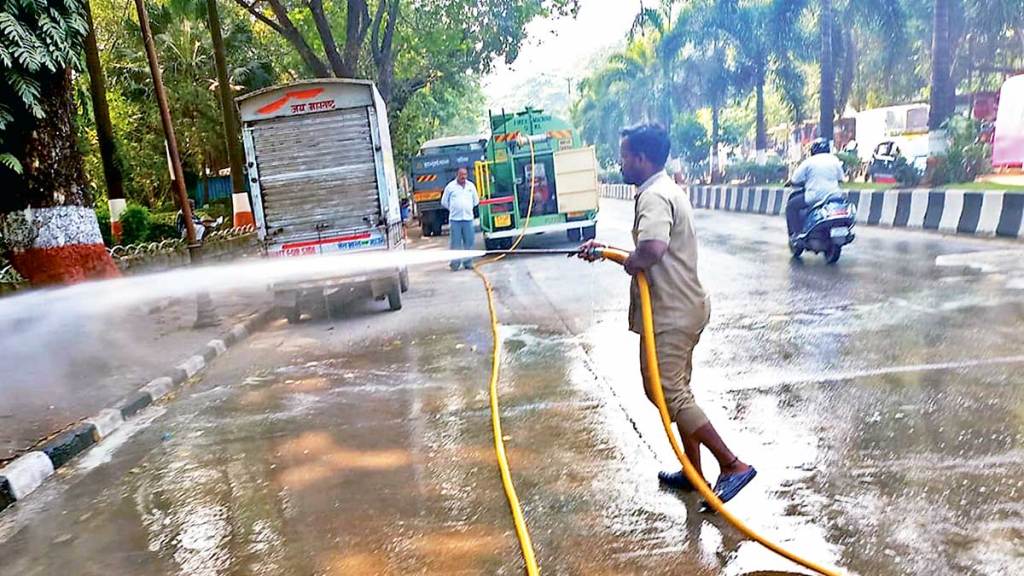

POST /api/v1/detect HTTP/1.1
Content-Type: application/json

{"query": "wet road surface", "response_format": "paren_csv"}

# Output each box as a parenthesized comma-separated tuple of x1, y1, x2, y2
(2, 198, 1023, 575)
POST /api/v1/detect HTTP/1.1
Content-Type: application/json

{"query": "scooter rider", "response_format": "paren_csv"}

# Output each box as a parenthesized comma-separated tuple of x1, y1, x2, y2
(786, 138, 845, 241)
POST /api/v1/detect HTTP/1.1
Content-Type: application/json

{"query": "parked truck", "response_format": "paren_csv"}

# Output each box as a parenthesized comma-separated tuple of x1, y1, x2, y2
(237, 79, 408, 322)
(411, 134, 488, 237)
(477, 108, 599, 250)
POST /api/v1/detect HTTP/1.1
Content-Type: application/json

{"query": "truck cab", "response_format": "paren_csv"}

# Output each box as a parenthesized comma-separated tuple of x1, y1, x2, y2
(411, 134, 488, 237)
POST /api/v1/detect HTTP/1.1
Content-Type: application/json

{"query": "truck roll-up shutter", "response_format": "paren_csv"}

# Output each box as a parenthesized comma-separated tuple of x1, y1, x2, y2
(251, 108, 381, 242)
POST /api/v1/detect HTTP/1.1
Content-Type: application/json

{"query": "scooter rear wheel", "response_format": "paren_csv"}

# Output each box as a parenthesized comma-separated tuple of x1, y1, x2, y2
(825, 244, 842, 264)
(789, 240, 803, 258)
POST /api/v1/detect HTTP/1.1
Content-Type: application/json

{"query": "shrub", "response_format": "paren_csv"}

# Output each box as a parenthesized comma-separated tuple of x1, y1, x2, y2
(932, 116, 991, 185)
(724, 160, 787, 185)
(119, 204, 151, 245)
(94, 201, 113, 247)
(893, 156, 922, 187)
(836, 151, 862, 175)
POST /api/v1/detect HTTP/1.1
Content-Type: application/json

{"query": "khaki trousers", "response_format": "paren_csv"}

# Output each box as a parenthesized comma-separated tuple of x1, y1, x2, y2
(639, 328, 709, 435)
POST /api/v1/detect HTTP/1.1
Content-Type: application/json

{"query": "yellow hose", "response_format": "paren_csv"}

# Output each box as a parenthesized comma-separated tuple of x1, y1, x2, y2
(596, 247, 841, 576)
(472, 140, 540, 575)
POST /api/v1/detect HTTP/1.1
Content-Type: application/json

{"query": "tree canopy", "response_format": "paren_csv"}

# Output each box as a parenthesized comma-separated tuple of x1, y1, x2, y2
(573, 0, 1023, 177)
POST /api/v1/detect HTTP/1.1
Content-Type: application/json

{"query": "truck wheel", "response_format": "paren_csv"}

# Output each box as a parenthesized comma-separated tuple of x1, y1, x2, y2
(420, 213, 434, 237)
(399, 268, 410, 293)
(284, 305, 301, 324)
(387, 286, 403, 311)
(567, 228, 582, 242)
(582, 225, 597, 241)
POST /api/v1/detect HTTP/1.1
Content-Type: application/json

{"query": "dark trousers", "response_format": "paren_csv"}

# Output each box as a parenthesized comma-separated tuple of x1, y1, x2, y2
(786, 191, 808, 237)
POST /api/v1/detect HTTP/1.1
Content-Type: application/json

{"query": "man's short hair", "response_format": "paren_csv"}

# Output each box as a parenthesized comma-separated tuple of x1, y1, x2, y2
(621, 123, 671, 168)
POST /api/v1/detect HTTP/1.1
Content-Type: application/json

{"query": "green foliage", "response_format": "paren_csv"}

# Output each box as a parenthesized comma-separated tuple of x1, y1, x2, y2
(836, 151, 861, 173)
(931, 116, 991, 185)
(671, 113, 709, 170)
(119, 203, 151, 245)
(74, 0, 278, 208)
(724, 160, 787, 185)
(0, 0, 89, 133)
(94, 199, 112, 246)
(0, 151, 21, 173)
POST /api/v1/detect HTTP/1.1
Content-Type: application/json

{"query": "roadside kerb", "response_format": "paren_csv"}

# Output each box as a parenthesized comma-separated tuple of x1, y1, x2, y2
(600, 184, 1024, 240)
(0, 307, 277, 514)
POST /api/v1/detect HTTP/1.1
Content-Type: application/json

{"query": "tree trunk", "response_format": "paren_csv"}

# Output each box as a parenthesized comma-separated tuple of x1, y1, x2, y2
(206, 0, 251, 227)
(928, 0, 954, 155)
(83, 0, 126, 242)
(710, 104, 721, 183)
(0, 69, 120, 285)
(819, 0, 835, 142)
(837, 22, 856, 118)
(755, 66, 767, 164)
(308, 0, 348, 76)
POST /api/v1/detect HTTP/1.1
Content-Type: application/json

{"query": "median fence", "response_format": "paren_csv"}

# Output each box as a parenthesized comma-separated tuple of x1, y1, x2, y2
(599, 184, 1024, 240)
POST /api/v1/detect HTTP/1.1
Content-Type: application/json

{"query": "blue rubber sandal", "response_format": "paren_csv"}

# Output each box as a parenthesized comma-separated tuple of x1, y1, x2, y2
(701, 466, 757, 511)
(658, 470, 696, 491)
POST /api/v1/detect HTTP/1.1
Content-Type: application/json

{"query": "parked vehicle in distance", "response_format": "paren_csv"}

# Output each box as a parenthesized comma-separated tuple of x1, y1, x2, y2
(411, 134, 488, 237)
(477, 107, 600, 250)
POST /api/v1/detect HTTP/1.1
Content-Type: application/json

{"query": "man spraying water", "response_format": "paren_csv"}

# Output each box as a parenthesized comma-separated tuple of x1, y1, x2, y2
(578, 123, 756, 504)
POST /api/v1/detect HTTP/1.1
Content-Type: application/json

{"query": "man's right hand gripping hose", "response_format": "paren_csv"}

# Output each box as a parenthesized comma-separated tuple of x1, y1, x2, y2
(579, 244, 842, 576)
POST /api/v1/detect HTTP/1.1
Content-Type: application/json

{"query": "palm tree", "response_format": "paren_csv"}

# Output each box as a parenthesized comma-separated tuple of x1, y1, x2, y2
(928, 0, 954, 157)
(0, 0, 120, 284)
(205, 0, 247, 224)
(820, 0, 835, 141)
(83, 0, 127, 241)
(705, 0, 810, 163)
(659, 5, 738, 181)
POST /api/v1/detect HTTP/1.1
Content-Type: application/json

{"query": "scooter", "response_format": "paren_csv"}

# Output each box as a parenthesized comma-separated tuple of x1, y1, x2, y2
(789, 191, 857, 264)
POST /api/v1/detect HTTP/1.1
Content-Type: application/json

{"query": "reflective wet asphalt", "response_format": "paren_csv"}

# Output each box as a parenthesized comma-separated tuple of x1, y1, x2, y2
(1, 198, 1023, 576)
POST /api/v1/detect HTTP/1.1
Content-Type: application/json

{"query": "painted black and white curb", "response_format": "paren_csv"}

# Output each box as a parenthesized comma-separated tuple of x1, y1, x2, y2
(600, 184, 1024, 240)
(0, 308, 276, 514)
(689, 186, 1024, 239)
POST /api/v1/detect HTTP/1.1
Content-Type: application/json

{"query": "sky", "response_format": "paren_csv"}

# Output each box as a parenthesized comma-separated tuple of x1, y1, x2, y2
(482, 0, 642, 112)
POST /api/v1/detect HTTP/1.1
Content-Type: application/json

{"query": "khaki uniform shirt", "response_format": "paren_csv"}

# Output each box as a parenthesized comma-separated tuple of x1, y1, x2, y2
(629, 172, 711, 335)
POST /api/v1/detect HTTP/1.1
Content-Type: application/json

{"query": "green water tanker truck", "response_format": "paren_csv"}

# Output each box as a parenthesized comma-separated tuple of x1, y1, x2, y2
(475, 108, 599, 250)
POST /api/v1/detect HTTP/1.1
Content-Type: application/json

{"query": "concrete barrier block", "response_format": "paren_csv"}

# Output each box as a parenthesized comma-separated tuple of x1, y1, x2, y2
(977, 191, 1004, 236)
(85, 409, 124, 441)
(141, 377, 175, 401)
(0, 451, 54, 501)
(176, 355, 206, 379)
(117, 391, 153, 419)
(206, 339, 228, 357)
(939, 190, 965, 233)
(40, 423, 97, 469)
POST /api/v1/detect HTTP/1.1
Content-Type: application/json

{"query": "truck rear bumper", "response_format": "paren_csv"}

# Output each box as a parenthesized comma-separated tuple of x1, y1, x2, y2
(484, 217, 597, 239)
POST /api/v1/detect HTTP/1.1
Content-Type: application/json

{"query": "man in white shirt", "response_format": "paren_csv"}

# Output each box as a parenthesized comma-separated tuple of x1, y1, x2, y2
(787, 138, 845, 238)
(440, 167, 479, 270)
